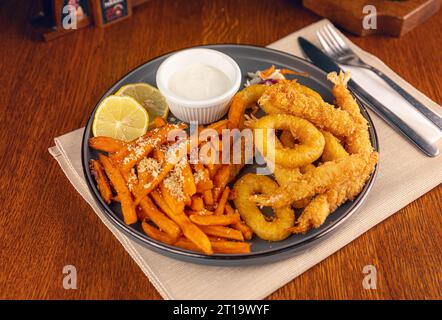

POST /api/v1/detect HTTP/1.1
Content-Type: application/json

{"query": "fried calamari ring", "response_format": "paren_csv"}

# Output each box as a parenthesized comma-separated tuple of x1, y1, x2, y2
(284, 72, 377, 233)
(258, 80, 357, 138)
(273, 132, 315, 209)
(252, 73, 378, 209)
(254, 114, 325, 168)
(280, 128, 347, 163)
(279, 130, 296, 148)
(233, 173, 295, 241)
(228, 84, 267, 129)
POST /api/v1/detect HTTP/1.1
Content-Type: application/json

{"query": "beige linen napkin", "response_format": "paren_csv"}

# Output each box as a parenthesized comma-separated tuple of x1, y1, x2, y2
(49, 19, 442, 300)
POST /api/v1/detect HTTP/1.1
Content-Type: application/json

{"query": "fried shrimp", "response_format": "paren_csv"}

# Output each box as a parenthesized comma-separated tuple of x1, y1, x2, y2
(321, 130, 349, 162)
(328, 71, 373, 157)
(253, 114, 325, 168)
(251, 72, 378, 212)
(284, 72, 377, 234)
(289, 152, 378, 233)
(259, 80, 357, 138)
(233, 173, 295, 241)
(228, 84, 267, 129)
(273, 166, 301, 188)
(252, 153, 376, 208)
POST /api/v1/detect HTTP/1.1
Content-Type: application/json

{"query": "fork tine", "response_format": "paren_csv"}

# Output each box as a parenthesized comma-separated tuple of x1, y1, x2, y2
(317, 29, 334, 55)
(322, 25, 345, 55)
(318, 28, 340, 56)
(326, 24, 348, 51)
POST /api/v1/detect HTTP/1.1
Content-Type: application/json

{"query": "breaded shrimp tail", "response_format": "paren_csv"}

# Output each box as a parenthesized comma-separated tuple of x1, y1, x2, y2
(328, 71, 373, 157)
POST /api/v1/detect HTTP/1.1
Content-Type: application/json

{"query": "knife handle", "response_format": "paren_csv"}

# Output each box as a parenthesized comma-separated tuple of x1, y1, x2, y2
(349, 80, 440, 157)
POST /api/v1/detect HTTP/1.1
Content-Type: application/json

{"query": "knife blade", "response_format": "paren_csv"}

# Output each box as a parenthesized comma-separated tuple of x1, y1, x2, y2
(298, 37, 439, 157)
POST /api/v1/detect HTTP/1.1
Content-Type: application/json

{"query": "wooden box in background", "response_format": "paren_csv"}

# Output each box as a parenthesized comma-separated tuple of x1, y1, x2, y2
(302, 0, 441, 37)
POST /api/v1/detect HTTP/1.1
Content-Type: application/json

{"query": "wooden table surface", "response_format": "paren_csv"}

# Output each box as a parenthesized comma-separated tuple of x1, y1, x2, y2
(1, 0, 441, 300)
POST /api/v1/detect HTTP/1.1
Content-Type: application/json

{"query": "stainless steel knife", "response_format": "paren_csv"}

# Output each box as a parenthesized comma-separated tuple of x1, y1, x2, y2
(298, 37, 439, 157)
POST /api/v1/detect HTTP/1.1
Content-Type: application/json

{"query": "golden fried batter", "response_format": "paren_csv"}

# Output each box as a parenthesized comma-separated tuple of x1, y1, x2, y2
(254, 114, 325, 168)
(259, 80, 357, 138)
(234, 173, 295, 241)
(252, 72, 378, 221)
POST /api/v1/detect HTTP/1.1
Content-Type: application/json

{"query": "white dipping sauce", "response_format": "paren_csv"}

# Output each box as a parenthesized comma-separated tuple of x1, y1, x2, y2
(168, 63, 231, 101)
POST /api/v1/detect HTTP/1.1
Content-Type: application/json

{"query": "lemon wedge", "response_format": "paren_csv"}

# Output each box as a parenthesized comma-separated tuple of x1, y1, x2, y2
(92, 95, 149, 141)
(115, 83, 169, 129)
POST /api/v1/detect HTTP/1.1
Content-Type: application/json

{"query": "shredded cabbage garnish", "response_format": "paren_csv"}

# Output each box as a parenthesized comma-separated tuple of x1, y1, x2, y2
(244, 65, 308, 87)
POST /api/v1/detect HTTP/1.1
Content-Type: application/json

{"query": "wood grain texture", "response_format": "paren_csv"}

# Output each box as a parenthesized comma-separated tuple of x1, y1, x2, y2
(0, 0, 441, 300)
(303, 0, 441, 37)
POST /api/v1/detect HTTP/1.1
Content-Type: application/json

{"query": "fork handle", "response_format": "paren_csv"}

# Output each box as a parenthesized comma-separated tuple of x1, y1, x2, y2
(367, 66, 442, 131)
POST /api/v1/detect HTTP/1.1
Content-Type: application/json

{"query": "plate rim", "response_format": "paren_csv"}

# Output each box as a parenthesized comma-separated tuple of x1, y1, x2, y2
(81, 44, 379, 264)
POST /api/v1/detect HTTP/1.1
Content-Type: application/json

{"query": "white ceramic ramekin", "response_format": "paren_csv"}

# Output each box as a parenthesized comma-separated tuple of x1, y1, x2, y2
(156, 48, 242, 124)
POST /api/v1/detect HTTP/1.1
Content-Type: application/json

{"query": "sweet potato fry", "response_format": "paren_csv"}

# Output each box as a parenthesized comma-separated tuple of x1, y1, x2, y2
(231, 221, 253, 240)
(109, 125, 162, 163)
(89, 159, 113, 204)
(121, 123, 187, 173)
(175, 237, 250, 254)
(203, 189, 214, 206)
(138, 196, 181, 241)
(134, 143, 187, 205)
(151, 190, 212, 255)
(173, 214, 212, 255)
(193, 163, 213, 192)
(190, 195, 204, 211)
(212, 165, 231, 200)
(174, 237, 201, 252)
(189, 213, 240, 226)
(137, 205, 148, 221)
(224, 203, 235, 215)
(182, 158, 197, 200)
(185, 209, 214, 216)
(89, 136, 126, 153)
(199, 225, 244, 241)
(225, 204, 253, 240)
(141, 221, 176, 245)
(210, 240, 251, 254)
(151, 189, 174, 217)
(214, 187, 230, 215)
(159, 180, 185, 217)
(208, 163, 221, 179)
(196, 180, 213, 193)
(99, 154, 137, 224)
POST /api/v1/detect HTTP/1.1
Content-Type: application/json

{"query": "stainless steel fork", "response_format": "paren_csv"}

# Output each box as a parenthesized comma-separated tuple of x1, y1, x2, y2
(317, 23, 442, 131)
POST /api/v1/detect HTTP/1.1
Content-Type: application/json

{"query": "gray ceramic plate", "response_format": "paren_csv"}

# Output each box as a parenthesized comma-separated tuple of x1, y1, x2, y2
(81, 44, 379, 266)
